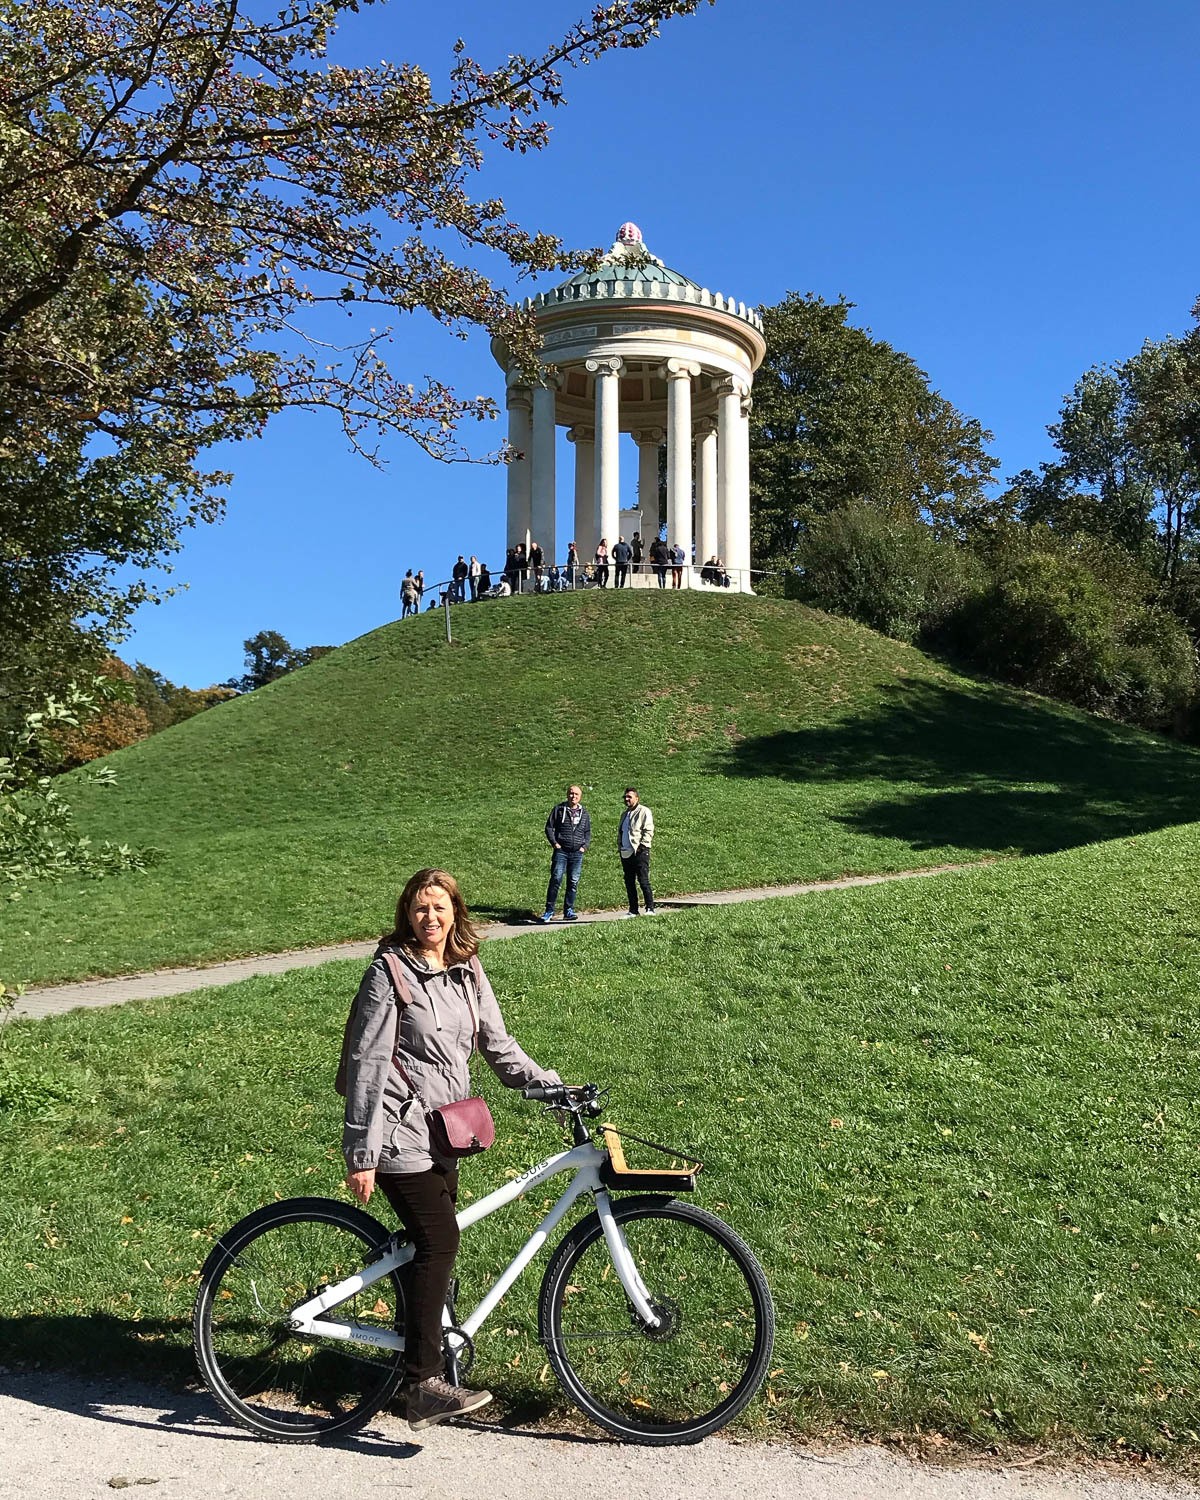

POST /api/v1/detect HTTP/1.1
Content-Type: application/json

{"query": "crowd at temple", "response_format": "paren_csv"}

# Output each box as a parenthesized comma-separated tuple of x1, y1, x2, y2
(400, 537, 733, 615)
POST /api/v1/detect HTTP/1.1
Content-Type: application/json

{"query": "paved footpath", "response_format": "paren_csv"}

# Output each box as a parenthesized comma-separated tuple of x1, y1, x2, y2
(15, 864, 981, 1020)
(0, 1370, 1194, 1500)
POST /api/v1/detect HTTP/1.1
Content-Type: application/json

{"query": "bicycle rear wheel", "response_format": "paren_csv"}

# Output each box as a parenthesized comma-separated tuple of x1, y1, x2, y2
(538, 1195, 774, 1444)
(193, 1196, 405, 1441)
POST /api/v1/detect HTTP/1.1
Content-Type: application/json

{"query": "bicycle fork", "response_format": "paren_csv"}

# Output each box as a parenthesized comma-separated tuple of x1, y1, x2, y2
(595, 1192, 661, 1330)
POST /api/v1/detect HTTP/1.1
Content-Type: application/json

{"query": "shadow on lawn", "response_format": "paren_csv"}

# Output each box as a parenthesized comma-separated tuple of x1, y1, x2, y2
(720, 677, 1200, 854)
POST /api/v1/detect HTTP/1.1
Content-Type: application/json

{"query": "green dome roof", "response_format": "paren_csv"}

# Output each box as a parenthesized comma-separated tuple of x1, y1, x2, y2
(554, 254, 700, 297)
(527, 223, 763, 334)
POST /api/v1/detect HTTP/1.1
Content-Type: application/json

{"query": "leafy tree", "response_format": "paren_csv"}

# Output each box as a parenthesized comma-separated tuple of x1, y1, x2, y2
(54, 657, 151, 766)
(749, 293, 998, 573)
(1008, 338, 1200, 581)
(0, 0, 708, 697)
(234, 630, 333, 692)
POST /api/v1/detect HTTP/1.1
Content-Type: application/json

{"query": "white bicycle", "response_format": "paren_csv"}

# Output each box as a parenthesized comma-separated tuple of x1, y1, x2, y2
(193, 1084, 775, 1446)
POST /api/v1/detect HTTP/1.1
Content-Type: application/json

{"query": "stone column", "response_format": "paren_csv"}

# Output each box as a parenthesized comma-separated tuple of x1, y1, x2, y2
(694, 416, 718, 571)
(567, 426, 596, 561)
(587, 357, 623, 556)
(505, 376, 532, 553)
(664, 360, 699, 578)
(635, 427, 663, 551)
(531, 379, 557, 565)
(717, 377, 752, 592)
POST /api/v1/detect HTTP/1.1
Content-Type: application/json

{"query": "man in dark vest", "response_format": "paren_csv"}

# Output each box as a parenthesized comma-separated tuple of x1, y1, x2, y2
(540, 783, 591, 922)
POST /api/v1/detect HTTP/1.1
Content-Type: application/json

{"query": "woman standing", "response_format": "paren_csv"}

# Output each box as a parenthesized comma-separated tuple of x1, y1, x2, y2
(594, 537, 610, 588)
(342, 868, 561, 1430)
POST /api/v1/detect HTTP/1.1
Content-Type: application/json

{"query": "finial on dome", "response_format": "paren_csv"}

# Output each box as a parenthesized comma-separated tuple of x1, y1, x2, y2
(616, 221, 643, 246)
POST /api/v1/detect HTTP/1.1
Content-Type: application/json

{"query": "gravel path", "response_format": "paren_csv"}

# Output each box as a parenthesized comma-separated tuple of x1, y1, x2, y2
(15, 863, 983, 1020)
(0, 1370, 1193, 1500)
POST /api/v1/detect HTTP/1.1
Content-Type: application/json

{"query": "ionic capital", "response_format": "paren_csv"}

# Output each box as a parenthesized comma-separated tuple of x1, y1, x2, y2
(634, 427, 664, 446)
(586, 357, 624, 377)
(662, 358, 701, 381)
(566, 425, 596, 444)
(714, 375, 751, 402)
(693, 416, 718, 440)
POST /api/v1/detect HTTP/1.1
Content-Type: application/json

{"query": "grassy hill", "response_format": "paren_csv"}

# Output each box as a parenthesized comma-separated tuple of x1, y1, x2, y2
(6, 588, 1200, 985)
(2, 821, 1197, 1459)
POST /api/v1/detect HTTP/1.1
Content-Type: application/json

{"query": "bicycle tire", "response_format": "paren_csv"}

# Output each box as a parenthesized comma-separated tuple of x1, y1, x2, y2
(193, 1196, 405, 1442)
(538, 1194, 774, 1444)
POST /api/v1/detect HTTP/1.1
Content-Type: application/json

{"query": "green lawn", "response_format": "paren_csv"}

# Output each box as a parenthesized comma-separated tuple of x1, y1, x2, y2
(5, 590, 1200, 986)
(2, 821, 1196, 1461)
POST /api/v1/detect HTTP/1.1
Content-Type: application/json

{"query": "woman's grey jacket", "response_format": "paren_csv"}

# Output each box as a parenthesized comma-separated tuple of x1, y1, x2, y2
(342, 946, 560, 1175)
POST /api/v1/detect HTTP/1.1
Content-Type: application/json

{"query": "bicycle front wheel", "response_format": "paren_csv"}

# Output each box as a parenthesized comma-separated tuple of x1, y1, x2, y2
(538, 1195, 774, 1444)
(193, 1196, 405, 1441)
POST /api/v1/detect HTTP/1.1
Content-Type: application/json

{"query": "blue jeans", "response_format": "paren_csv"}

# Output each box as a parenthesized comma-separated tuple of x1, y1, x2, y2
(545, 848, 584, 914)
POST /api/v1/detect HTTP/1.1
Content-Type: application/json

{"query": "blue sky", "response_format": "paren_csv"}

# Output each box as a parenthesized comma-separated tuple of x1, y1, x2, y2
(121, 0, 1200, 685)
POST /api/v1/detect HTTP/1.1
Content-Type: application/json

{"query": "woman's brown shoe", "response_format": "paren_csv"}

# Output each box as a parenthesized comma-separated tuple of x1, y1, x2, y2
(406, 1375, 493, 1430)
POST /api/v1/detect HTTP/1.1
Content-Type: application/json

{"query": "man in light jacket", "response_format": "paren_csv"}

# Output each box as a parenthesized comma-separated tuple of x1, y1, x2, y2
(618, 786, 656, 916)
(540, 783, 591, 922)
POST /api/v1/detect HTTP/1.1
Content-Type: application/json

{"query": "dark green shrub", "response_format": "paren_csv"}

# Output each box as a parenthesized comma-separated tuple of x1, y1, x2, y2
(794, 502, 979, 642)
(945, 538, 1196, 732)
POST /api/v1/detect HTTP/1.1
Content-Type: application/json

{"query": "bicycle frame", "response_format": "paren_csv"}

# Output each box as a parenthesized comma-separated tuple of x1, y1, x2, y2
(286, 1141, 661, 1353)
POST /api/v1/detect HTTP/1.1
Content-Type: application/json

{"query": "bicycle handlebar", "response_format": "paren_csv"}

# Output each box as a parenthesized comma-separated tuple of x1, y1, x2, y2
(523, 1082, 605, 1119)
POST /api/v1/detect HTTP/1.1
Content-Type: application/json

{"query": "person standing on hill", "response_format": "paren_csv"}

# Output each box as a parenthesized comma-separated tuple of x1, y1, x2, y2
(612, 535, 632, 588)
(468, 555, 481, 601)
(400, 570, 419, 619)
(631, 531, 644, 576)
(649, 537, 669, 588)
(670, 541, 685, 589)
(451, 554, 469, 603)
(618, 786, 656, 916)
(540, 784, 591, 923)
(594, 537, 610, 588)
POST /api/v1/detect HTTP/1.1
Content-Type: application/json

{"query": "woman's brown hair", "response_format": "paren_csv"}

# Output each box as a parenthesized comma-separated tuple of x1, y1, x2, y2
(381, 867, 480, 965)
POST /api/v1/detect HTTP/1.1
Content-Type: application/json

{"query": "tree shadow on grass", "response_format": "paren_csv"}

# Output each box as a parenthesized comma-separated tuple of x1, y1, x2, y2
(718, 677, 1200, 855)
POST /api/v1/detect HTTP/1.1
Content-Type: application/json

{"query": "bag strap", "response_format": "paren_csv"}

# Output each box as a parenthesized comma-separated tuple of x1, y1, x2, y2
(376, 946, 419, 1095)
(376, 946, 484, 1096)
